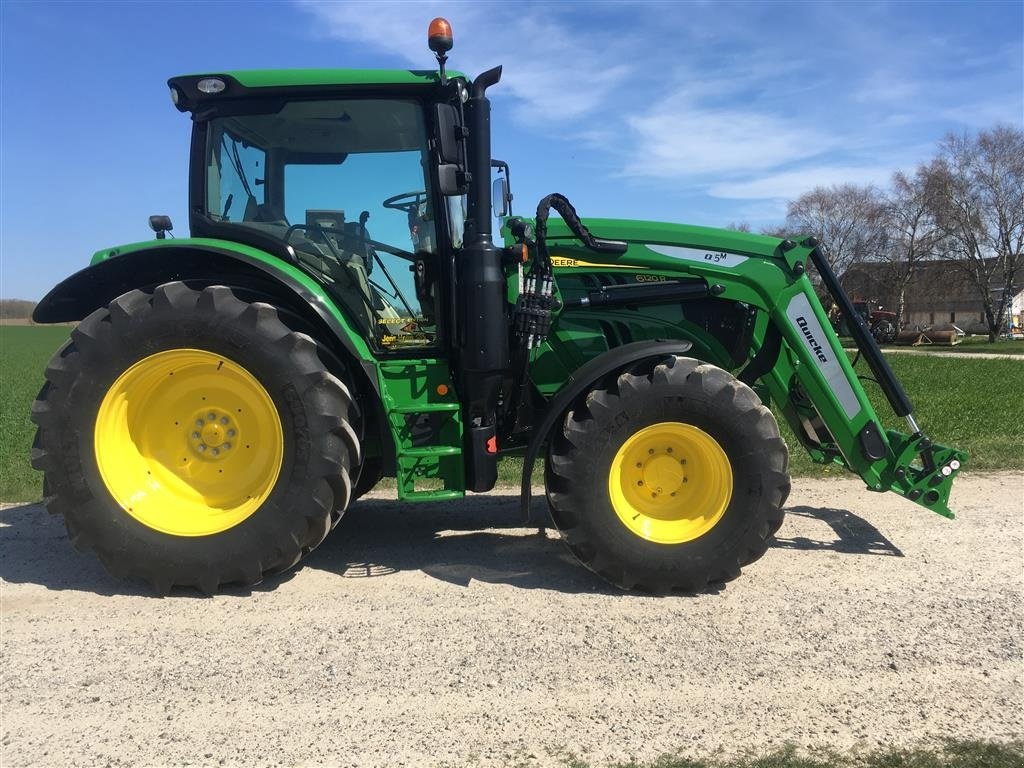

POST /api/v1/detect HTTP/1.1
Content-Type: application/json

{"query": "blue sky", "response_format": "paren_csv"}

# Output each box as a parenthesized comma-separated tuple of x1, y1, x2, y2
(1, 0, 1021, 300)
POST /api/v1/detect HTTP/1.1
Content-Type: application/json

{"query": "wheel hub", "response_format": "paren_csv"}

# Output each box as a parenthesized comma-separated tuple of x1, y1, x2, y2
(94, 349, 283, 536)
(608, 421, 733, 544)
(641, 454, 686, 497)
(191, 410, 238, 459)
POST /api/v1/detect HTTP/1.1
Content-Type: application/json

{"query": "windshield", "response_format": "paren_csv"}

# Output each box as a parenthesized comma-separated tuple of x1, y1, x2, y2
(204, 98, 441, 352)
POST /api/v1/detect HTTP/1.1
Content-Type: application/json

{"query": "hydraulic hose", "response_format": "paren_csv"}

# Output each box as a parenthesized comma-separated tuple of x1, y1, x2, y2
(533, 193, 626, 275)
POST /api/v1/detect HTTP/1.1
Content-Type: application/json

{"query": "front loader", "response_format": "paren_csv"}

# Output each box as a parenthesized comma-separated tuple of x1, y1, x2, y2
(30, 19, 966, 594)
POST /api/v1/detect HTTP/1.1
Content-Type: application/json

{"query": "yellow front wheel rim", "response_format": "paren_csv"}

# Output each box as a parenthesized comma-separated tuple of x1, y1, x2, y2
(94, 349, 284, 536)
(608, 422, 733, 544)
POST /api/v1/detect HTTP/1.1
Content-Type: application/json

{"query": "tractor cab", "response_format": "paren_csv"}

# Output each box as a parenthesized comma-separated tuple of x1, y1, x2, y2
(169, 73, 470, 352)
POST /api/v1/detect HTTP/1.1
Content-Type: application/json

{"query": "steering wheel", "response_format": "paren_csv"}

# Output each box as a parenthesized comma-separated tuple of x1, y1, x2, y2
(382, 191, 428, 215)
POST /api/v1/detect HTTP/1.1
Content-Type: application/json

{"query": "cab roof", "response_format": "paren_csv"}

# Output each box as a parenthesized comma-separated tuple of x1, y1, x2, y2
(168, 68, 466, 115)
(190, 68, 458, 88)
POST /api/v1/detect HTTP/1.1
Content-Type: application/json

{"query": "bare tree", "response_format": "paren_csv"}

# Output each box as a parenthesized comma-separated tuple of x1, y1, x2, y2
(874, 169, 946, 327)
(924, 125, 1024, 341)
(782, 184, 888, 315)
(759, 223, 790, 239)
(725, 221, 752, 233)
(784, 184, 888, 277)
(0, 299, 37, 320)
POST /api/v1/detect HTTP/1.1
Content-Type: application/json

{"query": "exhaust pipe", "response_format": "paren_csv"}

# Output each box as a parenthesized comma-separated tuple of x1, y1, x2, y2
(458, 66, 507, 492)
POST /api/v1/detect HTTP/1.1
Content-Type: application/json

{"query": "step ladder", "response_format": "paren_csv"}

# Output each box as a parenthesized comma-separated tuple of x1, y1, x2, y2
(378, 362, 465, 501)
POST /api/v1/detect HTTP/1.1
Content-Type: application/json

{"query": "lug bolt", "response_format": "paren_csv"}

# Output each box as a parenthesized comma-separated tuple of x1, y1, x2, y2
(198, 444, 207, 452)
(191, 431, 200, 439)
(207, 412, 216, 421)
(220, 416, 229, 425)
(211, 448, 219, 456)
(195, 419, 204, 427)
(227, 429, 236, 438)
(223, 443, 231, 451)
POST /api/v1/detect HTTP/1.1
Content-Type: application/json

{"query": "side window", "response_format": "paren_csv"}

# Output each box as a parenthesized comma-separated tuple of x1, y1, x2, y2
(205, 99, 441, 354)
(283, 150, 440, 351)
(209, 129, 265, 222)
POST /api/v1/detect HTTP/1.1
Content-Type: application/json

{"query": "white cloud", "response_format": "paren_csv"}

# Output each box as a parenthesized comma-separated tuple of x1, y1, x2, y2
(294, 0, 1022, 208)
(619, 85, 837, 178)
(937, 97, 1024, 129)
(853, 72, 921, 105)
(707, 164, 895, 200)
(295, 1, 633, 119)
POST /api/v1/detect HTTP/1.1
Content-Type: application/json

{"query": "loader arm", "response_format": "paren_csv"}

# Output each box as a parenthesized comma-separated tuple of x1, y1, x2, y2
(755, 238, 966, 518)
(513, 219, 967, 519)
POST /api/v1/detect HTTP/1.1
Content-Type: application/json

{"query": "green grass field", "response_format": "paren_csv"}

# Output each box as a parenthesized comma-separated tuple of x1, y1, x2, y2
(780, 350, 1024, 476)
(0, 325, 73, 501)
(2, 325, 1022, 501)
(556, 740, 1024, 768)
(842, 335, 1024, 356)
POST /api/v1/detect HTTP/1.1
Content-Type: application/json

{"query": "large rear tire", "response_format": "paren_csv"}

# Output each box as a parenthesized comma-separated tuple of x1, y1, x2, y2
(545, 356, 789, 593)
(31, 282, 362, 594)
(351, 456, 384, 501)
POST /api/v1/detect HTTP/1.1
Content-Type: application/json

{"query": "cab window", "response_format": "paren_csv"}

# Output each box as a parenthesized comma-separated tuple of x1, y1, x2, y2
(205, 99, 442, 352)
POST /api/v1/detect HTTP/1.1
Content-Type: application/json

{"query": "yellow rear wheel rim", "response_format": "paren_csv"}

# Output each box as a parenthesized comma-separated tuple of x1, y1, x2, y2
(608, 422, 733, 544)
(94, 349, 284, 536)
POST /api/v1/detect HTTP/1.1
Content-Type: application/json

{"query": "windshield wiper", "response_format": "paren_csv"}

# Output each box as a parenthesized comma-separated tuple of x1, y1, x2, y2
(222, 137, 256, 208)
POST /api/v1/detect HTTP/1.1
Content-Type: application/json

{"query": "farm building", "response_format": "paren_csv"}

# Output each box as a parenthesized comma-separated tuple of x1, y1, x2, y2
(841, 260, 1024, 334)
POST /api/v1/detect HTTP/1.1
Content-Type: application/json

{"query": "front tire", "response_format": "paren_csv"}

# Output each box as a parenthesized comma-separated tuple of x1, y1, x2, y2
(545, 356, 790, 593)
(31, 282, 362, 594)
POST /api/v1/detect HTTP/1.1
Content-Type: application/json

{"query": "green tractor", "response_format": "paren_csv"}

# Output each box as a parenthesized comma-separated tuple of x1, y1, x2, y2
(31, 19, 966, 594)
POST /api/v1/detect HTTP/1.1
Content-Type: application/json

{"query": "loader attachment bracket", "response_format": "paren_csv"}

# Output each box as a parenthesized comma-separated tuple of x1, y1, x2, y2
(879, 431, 968, 519)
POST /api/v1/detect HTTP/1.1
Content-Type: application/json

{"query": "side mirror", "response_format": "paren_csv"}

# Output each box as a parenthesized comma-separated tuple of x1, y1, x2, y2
(149, 215, 173, 239)
(433, 103, 462, 164)
(492, 176, 509, 219)
(434, 103, 467, 196)
(437, 164, 465, 196)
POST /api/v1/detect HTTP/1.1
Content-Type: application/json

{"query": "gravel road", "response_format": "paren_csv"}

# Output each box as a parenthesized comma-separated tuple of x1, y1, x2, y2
(2, 473, 1022, 767)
